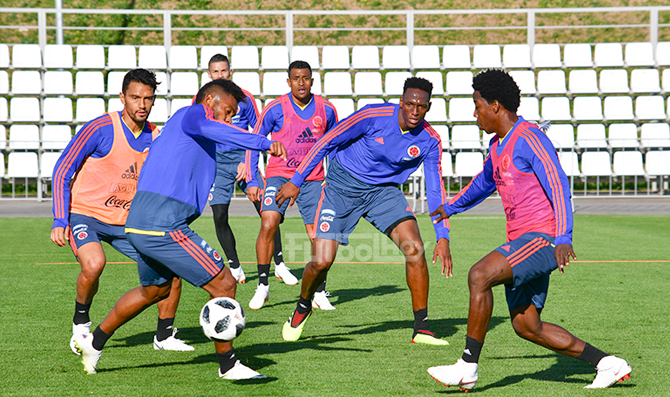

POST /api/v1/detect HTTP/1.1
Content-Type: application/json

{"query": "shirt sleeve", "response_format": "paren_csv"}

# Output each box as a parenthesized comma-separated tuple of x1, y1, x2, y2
(423, 140, 450, 241)
(244, 101, 280, 187)
(444, 154, 497, 216)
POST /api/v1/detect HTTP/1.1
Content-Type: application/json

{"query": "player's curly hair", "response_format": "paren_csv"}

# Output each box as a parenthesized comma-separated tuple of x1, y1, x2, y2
(403, 77, 433, 98)
(122, 68, 159, 95)
(472, 69, 520, 112)
(195, 78, 248, 106)
(288, 60, 312, 77)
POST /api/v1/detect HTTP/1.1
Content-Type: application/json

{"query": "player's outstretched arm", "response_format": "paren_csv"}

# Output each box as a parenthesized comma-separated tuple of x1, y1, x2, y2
(267, 141, 287, 161)
(432, 238, 453, 278)
(276, 181, 300, 208)
(50, 225, 70, 247)
(554, 244, 577, 274)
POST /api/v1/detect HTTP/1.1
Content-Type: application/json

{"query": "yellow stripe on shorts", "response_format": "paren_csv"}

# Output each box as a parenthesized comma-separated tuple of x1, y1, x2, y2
(125, 227, 166, 236)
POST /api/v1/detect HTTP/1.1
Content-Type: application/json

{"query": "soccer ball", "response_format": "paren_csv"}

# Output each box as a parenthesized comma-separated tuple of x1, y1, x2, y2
(199, 297, 246, 342)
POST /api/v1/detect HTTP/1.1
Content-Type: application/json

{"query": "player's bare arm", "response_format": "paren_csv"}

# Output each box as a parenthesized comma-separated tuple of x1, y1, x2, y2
(554, 244, 577, 273)
(50, 226, 71, 247)
(432, 238, 453, 278)
(275, 181, 300, 208)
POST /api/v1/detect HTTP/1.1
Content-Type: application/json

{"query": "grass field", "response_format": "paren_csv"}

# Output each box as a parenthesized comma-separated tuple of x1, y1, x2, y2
(0, 213, 668, 396)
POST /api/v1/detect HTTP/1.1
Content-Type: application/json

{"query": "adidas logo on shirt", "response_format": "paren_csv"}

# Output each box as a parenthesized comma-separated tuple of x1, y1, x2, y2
(295, 127, 317, 143)
(122, 162, 140, 180)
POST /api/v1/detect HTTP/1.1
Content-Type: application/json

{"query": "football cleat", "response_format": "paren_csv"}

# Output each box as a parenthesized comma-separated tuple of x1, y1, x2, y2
(74, 333, 102, 375)
(248, 284, 269, 310)
(153, 328, 194, 351)
(412, 330, 449, 346)
(312, 291, 336, 310)
(427, 359, 478, 391)
(584, 356, 632, 389)
(219, 360, 267, 380)
(70, 322, 91, 355)
(230, 266, 246, 284)
(274, 263, 298, 285)
(282, 309, 311, 341)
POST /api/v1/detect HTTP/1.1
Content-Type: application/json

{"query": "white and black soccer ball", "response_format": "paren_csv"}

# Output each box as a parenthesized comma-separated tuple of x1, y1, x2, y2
(199, 297, 246, 342)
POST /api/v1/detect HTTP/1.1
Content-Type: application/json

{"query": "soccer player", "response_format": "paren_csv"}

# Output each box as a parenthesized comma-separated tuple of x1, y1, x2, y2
(277, 77, 451, 345)
(205, 54, 286, 284)
(50, 69, 192, 353)
(245, 60, 338, 310)
(426, 69, 631, 390)
(73, 79, 287, 379)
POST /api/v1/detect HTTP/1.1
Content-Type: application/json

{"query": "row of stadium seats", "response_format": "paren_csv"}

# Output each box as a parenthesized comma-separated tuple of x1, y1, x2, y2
(2, 42, 670, 71)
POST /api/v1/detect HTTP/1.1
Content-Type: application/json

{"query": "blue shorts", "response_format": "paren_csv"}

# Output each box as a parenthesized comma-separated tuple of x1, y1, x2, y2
(261, 176, 323, 225)
(495, 232, 557, 312)
(209, 150, 265, 205)
(127, 228, 224, 287)
(69, 213, 140, 262)
(313, 157, 416, 245)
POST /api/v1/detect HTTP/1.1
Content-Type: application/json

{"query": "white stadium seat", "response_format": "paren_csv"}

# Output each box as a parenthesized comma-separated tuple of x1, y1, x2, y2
(441, 152, 454, 177)
(502, 44, 532, 68)
(613, 151, 645, 176)
(382, 46, 411, 70)
(384, 71, 411, 96)
(231, 46, 259, 70)
(356, 98, 384, 110)
(608, 123, 639, 149)
(0, 70, 8, 94)
(138, 45, 167, 69)
(44, 71, 73, 95)
(663, 69, 670, 92)
(0, 97, 8, 122)
(448, 98, 475, 122)
(170, 98, 192, 116)
(473, 44, 501, 69)
(328, 98, 355, 119)
(537, 70, 567, 95)
(625, 42, 655, 67)
(11, 71, 41, 95)
(450, 125, 482, 150)
(76, 98, 105, 122)
(40, 151, 62, 179)
(12, 44, 41, 68)
(200, 46, 228, 69)
(509, 70, 536, 95)
(354, 72, 383, 96)
(75, 71, 105, 95)
(656, 42, 670, 66)
(558, 152, 580, 177)
(446, 71, 474, 96)
(572, 97, 603, 121)
(201, 73, 211, 87)
(76, 45, 106, 69)
(641, 123, 670, 148)
(262, 72, 289, 96)
(646, 151, 670, 175)
(630, 69, 661, 93)
(154, 71, 168, 96)
(0, 153, 7, 177)
(261, 46, 290, 70)
(432, 125, 449, 147)
(415, 71, 444, 95)
(635, 96, 667, 120)
(322, 46, 350, 69)
(599, 69, 629, 94)
(576, 123, 607, 149)
(581, 151, 612, 176)
(170, 72, 199, 96)
(323, 72, 353, 96)
(44, 44, 73, 69)
(541, 97, 571, 121)
(108, 97, 123, 113)
(311, 73, 322, 95)
(9, 124, 40, 150)
(106, 71, 125, 96)
(532, 44, 562, 68)
(546, 124, 575, 151)
(455, 152, 484, 177)
(231, 72, 261, 96)
(150, 98, 169, 123)
(0, 125, 6, 150)
(42, 125, 72, 150)
(443, 45, 471, 69)
(425, 98, 447, 122)
(603, 96, 635, 120)
(568, 70, 598, 94)
(7, 152, 39, 178)
(518, 97, 540, 121)
(0, 44, 9, 68)
(412, 45, 441, 69)
(291, 46, 320, 70)
(563, 43, 593, 68)
(594, 43, 624, 67)
(169, 46, 198, 70)
(10, 97, 40, 122)
(43, 97, 73, 123)
(107, 45, 137, 69)
(351, 46, 380, 69)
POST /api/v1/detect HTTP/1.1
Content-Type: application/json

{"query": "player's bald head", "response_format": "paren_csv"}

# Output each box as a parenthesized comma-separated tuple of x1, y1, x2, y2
(195, 79, 247, 106)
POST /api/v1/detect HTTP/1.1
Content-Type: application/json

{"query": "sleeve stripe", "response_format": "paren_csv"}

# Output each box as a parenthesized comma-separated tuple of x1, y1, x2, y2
(519, 129, 567, 237)
(424, 122, 449, 230)
(243, 90, 260, 120)
(252, 99, 282, 137)
(324, 101, 339, 123)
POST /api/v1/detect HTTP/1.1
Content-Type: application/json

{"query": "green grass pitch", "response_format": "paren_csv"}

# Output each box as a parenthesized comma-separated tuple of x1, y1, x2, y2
(0, 213, 668, 396)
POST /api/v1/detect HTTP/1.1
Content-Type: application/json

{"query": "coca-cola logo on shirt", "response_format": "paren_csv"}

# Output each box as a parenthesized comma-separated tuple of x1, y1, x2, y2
(105, 195, 132, 210)
(286, 158, 302, 168)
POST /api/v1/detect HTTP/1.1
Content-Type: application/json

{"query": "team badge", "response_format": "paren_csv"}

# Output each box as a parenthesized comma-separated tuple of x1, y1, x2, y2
(213, 250, 221, 261)
(501, 154, 511, 171)
(407, 145, 420, 158)
(319, 222, 330, 232)
(264, 197, 273, 206)
(208, 193, 213, 201)
(77, 232, 88, 240)
(313, 116, 323, 128)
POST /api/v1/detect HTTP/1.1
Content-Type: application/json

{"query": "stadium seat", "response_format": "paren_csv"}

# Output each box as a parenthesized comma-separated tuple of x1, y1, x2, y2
(568, 70, 598, 94)
(7, 152, 39, 178)
(645, 151, 670, 175)
(576, 123, 607, 149)
(75, 45, 106, 69)
(537, 70, 567, 95)
(138, 45, 167, 69)
(473, 44, 502, 69)
(0, 152, 4, 177)
(608, 123, 639, 149)
(532, 44, 562, 68)
(201, 73, 211, 87)
(231, 46, 260, 70)
(170, 72, 199, 96)
(311, 73, 322, 95)
(382, 46, 411, 70)
(450, 125, 481, 150)
(563, 43, 593, 68)
(540, 97, 571, 121)
(154, 71, 168, 96)
(411, 45, 441, 69)
(415, 71, 444, 95)
(581, 151, 612, 176)
(432, 125, 449, 147)
(502, 44, 532, 68)
(9, 124, 40, 150)
(625, 42, 655, 67)
(231, 72, 261, 96)
(0, 125, 6, 150)
(384, 71, 411, 96)
(262, 72, 289, 96)
(558, 151, 580, 177)
(322, 46, 350, 69)
(170, 98, 192, 116)
(664, 69, 670, 92)
(150, 98, 169, 123)
(108, 97, 123, 113)
(40, 151, 62, 179)
(107, 45, 137, 69)
(42, 125, 72, 150)
(441, 152, 454, 177)
(448, 98, 475, 122)
(509, 70, 536, 95)
(75, 98, 105, 122)
(11, 44, 41, 68)
(354, 72, 383, 96)
(518, 97, 540, 121)
(656, 42, 670, 66)
(352, 46, 380, 69)
(169, 45, 198, 70)
(10, 97, 40, 122)
(11, 71, 41, 95)
(0, 44, 9, 68)
(603, 96, 635, 120)
(572, 97, 603, 121)
(454, 152, 484, 177)
(328, 98, 355, 119)
(640, 123, 670, 148)
(630, 69, 661, 93)
(599, 69, 629, 94)
(44, 44, 73, 69)
(200, 46, 228, 69)
(291, 46, 320, 70)
(44, 71, 73, 95)
(443, 45, 471, 69)
(0, 98, 8, 122)
(0, 70, 8, 94)
(323, 72, 353, 96)
(261, 46, 290, 70)
(613, 151, 645, 176)
(106, 71, 126, 95)
(75, 71, 105, 95)
(43, 97, 73, 122)
(425, 98, 447, 122)
(635, 96, 667, 120)
(356, 98, 384, 110)
(594, 43, 624, 67)
(546, 124, 575, 151)
(446, 71, 474, 96)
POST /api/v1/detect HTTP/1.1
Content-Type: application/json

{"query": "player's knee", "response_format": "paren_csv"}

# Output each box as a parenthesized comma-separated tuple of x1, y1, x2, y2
(80, 258, 106, 279)
(399, 239, 425, 262)
(259, 218, 278, 237)
(467, 265, 489, 290)
(142, 283, 172, 303)
(511, 318, 542, 341)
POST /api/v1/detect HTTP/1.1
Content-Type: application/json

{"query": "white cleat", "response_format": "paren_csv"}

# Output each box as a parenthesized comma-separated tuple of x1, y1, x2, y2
(427, 358, 478, 391)
(74, 333, 102, 375)
(248, 284, 269, 310)
(230, 266, 246, 284)
(274, 262, 298, 285)
(219, 360, 267, 380)
(312, 291, 336, 310)
(153, 328, 194, 351)
(584, 356, 632, 389)
(70, 322, 91, 355)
